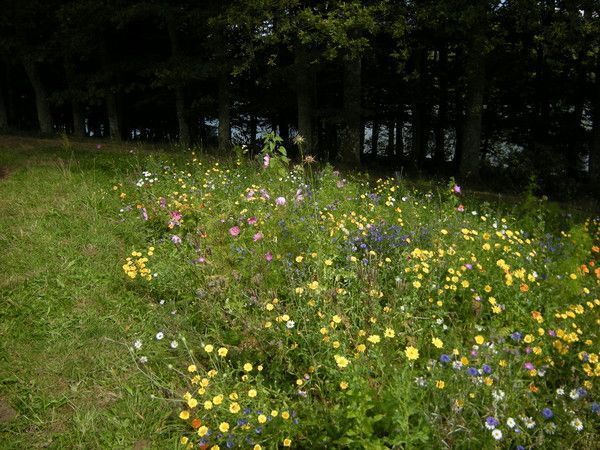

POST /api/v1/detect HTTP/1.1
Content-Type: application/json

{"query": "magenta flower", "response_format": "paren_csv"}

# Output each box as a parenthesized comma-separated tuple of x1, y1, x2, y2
(453, 185, 461, 194)
(264, 252, 273, 261)
(275, 197, 286, 206)
(247, 216, 257, 225)
(524, 362, 535, 370)
(170, 211, 182, 221)
(253, 232, 263, 242)
(229, 226, 241, 237)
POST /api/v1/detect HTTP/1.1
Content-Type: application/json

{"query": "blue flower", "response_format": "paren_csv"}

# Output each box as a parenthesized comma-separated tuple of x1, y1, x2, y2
(542, 408, 554, 419)
(482, 364, 492, 374)
(467, 367, 478, 376)
(440, 354, 451, 363)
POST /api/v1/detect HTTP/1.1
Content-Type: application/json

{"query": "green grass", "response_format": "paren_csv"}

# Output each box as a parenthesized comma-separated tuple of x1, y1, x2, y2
(0, 137, 176, 448)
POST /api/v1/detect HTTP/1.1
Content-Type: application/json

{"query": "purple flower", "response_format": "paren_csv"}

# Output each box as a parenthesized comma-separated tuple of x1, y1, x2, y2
(275, 196, 286, 206)
(482, 364, 492, 374)
(159, 197, 167, 208)
(440, 354, 451, 363)
(591, 402, 600, 414)
(485, 416, 499, 429)
(523, 362, 535, 371)
(171, 235, 182, 245)
(465, 263, 473, 270)
(542, 408, 554, 419)
(453, 185, 461, 194)
(264, 252, 273, 262)
(140, 207, 148, 221)
(467, 367, 478, 376)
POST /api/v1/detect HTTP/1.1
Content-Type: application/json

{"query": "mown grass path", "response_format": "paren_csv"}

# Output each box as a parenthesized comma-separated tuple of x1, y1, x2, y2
(0, 137, 175, 449)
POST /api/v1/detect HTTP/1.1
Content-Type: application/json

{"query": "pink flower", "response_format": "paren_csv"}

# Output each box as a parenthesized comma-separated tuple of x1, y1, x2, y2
(253, 232, 263, 242)
(457, 204, 465, 212)
(275, 197, 286, 206)
(263, 154, 270, 168)
(170, 211, 182, 221)
(264, 252, 273, 261)
(96, 144, 102, 149)
(171, 235, 182, 244)
(453, 185, 461, 194)
(247, 216, 257, 225)
(229, 226, 241, 237)
(140, 207, 148, 221)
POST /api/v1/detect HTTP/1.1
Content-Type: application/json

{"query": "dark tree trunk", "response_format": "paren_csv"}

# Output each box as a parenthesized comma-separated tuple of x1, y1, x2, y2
(106, 93, 121, 141)
(434, 46, 448, 166)
(250, 114, 257, 150)
(175, 87, 190, 145)
(412, 48, 427, 168)
(395, 110, 404, 159)
(0, 76, 7, 132)
(591, 75, 600, 185)
(340, 56, 362, 165)
(166, 15, 190, 146)
(218, 72, 231, 152)
(64, 61, 85, 137)
(387, 121, 395, 157)
(371, 120, 379, 159)
(295, 48, 315, 152)
(459, 38, 485, 181)
(22, 59, 52, 134)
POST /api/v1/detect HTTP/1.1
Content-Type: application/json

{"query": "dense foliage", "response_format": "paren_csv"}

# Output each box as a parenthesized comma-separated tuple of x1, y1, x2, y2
(118, 136, 600, 448)
(0, 1, 599, 194)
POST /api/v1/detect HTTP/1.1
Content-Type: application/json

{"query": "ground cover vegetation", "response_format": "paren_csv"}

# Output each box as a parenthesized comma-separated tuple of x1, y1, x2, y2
(0, 133, 598, 448)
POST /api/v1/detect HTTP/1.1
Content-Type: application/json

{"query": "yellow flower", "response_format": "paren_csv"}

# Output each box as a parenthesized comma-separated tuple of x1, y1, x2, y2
(204, 344, 214, 353)
(405, 346, 419, 360)
(203, 400, 213, 410)
(271, 410, 279, 417)
(325, 259, 333, 266)
(413, 281, 422, 289)
(229, 402, 241, 413)
(218, 347, 228, 357)
(367, 334, 381, 344)
(281, 411, 290, 419)
(219, 422, 230, 433)
(295, 256, 303, 263)
(197, 426, 208, 437)
(248, 389, 257, 398)
(308, 281, 319, 290)
(188, 364, 197, 373)
(187, 398, 198, 408)
(180, 437, 189, 445)
(213, 395, 223, 405)
(243, 363, 253, 372)
(432, 337, 443, 348)
(254, 446, 262, 450)
(334, 354, 350, 368)
(332, 315, 342, 324)
(474, 335, 485, 345)
(340, 381, 349, 390)
(258, 414, 267, 424)
(356, 344, 366, 352)
(283, 439, 292, 447)
(435, 380, 445, 389)
(179, 410, 190, 420)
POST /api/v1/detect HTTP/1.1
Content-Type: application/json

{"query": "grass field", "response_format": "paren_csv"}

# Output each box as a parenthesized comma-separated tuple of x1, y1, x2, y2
(0, 137, 178, 448)
(0, 136, 598, 449)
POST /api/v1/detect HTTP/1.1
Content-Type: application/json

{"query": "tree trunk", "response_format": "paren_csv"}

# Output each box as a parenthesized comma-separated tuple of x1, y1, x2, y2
(250, 114, 257, 151)
(218, 72, 231, 152)
(459, 39, 485, 181)
(434, 46, 448, 166)
(395, 110, 404, 159)
(295, 48, 314, 152)
(0, 76, 7, 132)
(387, 121, 395, 157)
(106, 93, 121, 140)
(175, 87, 190, 145)
(340, 56, 362, 165)
(371, 120, 379, 159)
(412, 48, 427, 168)
(166, 15, 190, 146)
(591, 75, 600, 186)
(22, 59, 52, 134)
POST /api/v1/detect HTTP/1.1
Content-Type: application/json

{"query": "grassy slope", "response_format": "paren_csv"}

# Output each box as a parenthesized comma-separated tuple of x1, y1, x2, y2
(0, 137, 176, 449)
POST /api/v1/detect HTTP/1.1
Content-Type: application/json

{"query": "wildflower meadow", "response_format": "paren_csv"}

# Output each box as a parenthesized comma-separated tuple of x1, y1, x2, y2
(113, 135, 600, 449)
